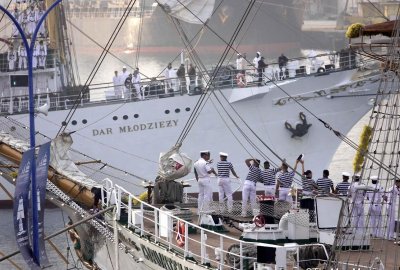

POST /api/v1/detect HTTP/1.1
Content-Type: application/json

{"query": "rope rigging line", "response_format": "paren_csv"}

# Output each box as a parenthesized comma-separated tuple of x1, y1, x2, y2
(134, 0, 145, 68)
(173, 0, 259, 145)
(57, 0, 138, 136)
(65, 18, 149, 80)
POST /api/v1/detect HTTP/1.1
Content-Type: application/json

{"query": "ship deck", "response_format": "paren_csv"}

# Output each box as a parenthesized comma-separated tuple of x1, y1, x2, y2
(126, 205, 400, 269)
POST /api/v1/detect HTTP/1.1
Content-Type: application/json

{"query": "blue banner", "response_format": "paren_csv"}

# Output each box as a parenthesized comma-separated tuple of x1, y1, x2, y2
(13, 148, 39, 269)
(35, 142, 51, 266)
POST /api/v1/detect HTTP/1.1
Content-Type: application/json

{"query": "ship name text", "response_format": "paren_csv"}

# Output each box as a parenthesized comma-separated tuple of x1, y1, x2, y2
(92, 119, 178, 136)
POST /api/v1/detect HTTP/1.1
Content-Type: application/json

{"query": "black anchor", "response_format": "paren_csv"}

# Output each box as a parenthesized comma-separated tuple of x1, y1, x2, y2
(284, 112, 312, 138)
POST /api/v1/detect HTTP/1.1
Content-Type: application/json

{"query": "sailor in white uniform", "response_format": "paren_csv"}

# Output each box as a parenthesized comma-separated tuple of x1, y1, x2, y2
(386, 179, 400, 240)
(349, 174, 365, 230)
(252, 51, 261, 70)
(367, 176, 384, 238)
(11, 7, 20, 37)
(36, 6, 46, 37)
(19, 10, 28, 34)
(216, 152, 238, 213)
(7, 45, 17, 71)
(194, 150, 217, 213)
(27, 5, 36, 36)
(133, 68, 142, 100)
(242, 158, 261, 217)
(18, 42, 27, 70)
(113, 71, 122, 98)
(37, 40, 47, 69)
(164, 63, 172, 91)
(32, 42, 38, 69)
(120, 66, 129, 98)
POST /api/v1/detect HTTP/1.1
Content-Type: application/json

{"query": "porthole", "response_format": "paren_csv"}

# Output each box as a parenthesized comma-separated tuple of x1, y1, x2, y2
(165, 110, 170, 114)
(185, 107, 190, 112)
(134, 114, 139, 118)
(71, 120, 77, 125)
(82, 119, 87, 124)
(113, 116, 118, 121)
(123, 115, 128, 120)
(61, 121, 67, 126)
(175, 108, 180, 113)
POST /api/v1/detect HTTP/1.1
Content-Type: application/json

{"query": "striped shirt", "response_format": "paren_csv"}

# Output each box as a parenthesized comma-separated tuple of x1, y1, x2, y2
(316, 177, 333, 195)
(246, 165, 261, 184)
(217, 161, 233, 178)
(336, 181, 350, 196)
(302, 177, 316, 193)
(277, 171, 295, 188)
(261, 168, 280, 185)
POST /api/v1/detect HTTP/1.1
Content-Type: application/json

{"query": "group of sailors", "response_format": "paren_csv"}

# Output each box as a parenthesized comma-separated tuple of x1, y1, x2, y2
(7, 40, 47, 71)
(113, 66, 142, 100)
(5, 2, 48, 72)
(11, 2, 46, 38)
(112, 63, 199, 100)
(193, 150, 400, 240)
(235, 51, 290, 87)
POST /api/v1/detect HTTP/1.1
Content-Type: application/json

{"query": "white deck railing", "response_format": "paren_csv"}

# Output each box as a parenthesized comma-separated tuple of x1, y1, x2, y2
(100, 181, 330, 270)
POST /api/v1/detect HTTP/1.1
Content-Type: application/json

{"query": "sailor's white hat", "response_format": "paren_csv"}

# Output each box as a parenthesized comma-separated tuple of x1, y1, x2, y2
(257, 51, 261, 55)
(370, 175, 378, 181)
(200, 150, 210, 154)
(122, 66, 127, 69)
(219, 152, 228, 157)
(342, 172, 351, 177)
(353, 173, 361, 178)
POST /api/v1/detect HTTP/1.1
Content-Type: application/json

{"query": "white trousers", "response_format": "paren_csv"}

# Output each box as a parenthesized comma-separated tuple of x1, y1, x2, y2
(242, 180, 256, 216)
(351, 203, 364, 230)
(264, 185, 275, 196)
(38, 56, 46, 68)
(32, 56, 37, 69)
(19, 57, 27, 69)
(278, 187, 291, 202)
(387, 205, 397, 239)
(8, 60, 15, 71)
(198, 178, 211, 212)
(218, 177, 232, 212)
(369, 204, 382, 237)
(27, 21, 36, 35)
(134, 83, 142, 100)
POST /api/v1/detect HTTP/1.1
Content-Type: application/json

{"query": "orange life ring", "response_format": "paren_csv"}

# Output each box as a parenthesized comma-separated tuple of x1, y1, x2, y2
(236, 73, 246, 87)
(176, 220, 185, 247)
(253, 215, 265, 228)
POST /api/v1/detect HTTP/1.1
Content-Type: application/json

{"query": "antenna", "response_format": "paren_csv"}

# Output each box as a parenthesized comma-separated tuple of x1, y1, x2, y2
(35, 103, 49, 116)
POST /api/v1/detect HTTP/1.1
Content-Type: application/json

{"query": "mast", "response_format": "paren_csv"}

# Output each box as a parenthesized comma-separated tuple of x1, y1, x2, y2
(45, 0, 77, 89)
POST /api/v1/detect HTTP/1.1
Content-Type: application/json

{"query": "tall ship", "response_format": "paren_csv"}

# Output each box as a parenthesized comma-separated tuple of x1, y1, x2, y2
(0, 0, 381, 200)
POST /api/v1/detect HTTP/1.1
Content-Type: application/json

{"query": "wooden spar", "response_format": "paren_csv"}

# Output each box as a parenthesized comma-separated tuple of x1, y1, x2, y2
(0, 143, 94, 207)
(45, 0, 60, 51)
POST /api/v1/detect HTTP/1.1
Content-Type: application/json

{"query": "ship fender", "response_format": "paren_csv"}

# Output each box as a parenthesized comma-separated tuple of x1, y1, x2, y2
(176, 220, 185, 247)
(278, 212, 290, 231)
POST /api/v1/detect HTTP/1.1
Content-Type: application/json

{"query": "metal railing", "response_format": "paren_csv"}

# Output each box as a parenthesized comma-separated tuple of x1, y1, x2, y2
(0, 52, 375, 115)
(100, 181, 330, 270)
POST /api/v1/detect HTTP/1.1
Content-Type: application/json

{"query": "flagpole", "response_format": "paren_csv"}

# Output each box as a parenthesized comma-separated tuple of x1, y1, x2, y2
(0, 0, 62, 265)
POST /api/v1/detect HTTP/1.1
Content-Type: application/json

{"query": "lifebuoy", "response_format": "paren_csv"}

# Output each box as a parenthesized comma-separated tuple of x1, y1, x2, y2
(176, 220, 185, 247)
(236, 73, 246, 87)
(253, 215, 265, 227)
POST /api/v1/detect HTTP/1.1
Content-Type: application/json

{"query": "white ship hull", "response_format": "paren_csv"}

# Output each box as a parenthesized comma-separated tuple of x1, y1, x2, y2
(7, 68, 380, 195)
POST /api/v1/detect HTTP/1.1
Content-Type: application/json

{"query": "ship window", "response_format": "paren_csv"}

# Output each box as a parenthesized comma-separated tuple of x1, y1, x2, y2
(113, 116, 118, 121)
(61, 121, 67, 126)
(185, 107, 190, 112)
(82, 119, 87, 124)
(165, 110, 170, 114)
(71, 120, 77, 125)
(123, 115, 128, 120)
(175, 108, 180, 113)
(134, 114, 139, 118)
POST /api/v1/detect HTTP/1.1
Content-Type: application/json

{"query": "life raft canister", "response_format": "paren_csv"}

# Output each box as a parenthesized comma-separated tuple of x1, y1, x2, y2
(236, 73, 246, 87)
(176, 220, 185, 247)
(253, 214, 266, 228)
